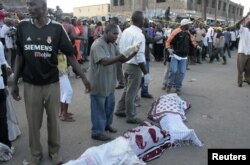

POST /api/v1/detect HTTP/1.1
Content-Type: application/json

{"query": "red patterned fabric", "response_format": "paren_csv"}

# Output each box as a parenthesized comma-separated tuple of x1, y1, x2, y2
(123, 121, 171, 162)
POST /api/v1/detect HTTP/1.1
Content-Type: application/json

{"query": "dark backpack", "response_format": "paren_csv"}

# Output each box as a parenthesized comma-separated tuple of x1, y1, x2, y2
(172, 31, 192, 57)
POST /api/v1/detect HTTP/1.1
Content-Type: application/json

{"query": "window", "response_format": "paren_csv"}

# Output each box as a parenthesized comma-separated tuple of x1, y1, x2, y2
(113, 0, 118, 6)
(197, 0, 201, 5)
(223, 2, 226, 11)
(120, 0, 124, 6)
(156, 0, 166, 3)
(218, 1, 221, 10)
(212, 0, 216, 8)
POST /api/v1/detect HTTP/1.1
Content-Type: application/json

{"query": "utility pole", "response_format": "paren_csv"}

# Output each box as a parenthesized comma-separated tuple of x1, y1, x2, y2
(214, 0, 218, 21)
(203, 0, 207, 21)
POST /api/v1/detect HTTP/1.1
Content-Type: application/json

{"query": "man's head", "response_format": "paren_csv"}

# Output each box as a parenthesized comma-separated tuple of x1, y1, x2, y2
(246, 21, 250, 30)
(131, 11, 144, 28)
(180, 19, 192, 30)
(110, 17, 119, 25)
(104, 23, 118, 43)
(26, 0, 47, 19)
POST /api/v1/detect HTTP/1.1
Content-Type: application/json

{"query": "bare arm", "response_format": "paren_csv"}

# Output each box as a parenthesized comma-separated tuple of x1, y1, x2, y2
(234, 12, 250, 29)
(67, 55, 91, 92)
(11, 55, 24, 100)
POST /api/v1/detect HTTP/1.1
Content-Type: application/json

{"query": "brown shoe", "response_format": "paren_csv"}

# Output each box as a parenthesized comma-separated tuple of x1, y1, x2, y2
(126, 118, 143, 124)
(49, 153, 63, 165)
(166, 86, 172, 93)
(105, 126, 117, 133)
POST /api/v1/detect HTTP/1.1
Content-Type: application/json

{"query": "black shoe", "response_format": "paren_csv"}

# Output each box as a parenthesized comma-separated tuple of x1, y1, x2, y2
(114, 112, 126, 117)
(141, 93, 153, 99)
(175, 88, 181, 95)
(115, 85, 124, 89)
(238, 83, 242, 87)
(105, 126, 117, 133)
(126, 118, 143, 124)
(91, 134, 113, 141)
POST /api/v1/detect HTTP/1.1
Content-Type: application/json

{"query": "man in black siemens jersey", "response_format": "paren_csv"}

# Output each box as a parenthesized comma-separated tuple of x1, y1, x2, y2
(11, 0, 91, 164)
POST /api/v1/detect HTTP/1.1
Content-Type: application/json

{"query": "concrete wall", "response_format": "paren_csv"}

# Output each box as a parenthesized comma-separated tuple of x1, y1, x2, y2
(73, 4, 110, 18)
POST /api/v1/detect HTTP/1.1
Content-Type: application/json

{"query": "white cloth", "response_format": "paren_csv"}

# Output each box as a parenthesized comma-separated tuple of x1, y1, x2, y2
(205, 27, 214, 43)
(63, 137, 145, 165)
(238, 25, 250, 55)
(59, 74, 73, 104)
(0, 25, 13, 49)
(0, 41, 5, 89)
(6, 87, 21, 141)
(160, 114, 203, 147)
(119, 25, 146, 65)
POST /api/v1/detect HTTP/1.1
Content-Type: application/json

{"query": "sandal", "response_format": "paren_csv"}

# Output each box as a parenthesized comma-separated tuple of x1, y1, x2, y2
(59, 116, 75, 122)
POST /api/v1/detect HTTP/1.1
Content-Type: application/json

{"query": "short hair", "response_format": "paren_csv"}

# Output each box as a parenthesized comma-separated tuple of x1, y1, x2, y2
(110, 17, 119, 24)
(131, 11, 143, 24)
(104, 23, 118, 33)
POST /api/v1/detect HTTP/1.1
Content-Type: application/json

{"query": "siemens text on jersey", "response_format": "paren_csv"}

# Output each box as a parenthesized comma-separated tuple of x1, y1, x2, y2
(24, 44, 53, 51)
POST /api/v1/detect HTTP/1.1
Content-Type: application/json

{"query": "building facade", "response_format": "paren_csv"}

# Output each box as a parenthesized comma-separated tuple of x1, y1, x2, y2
(1, 0, 26, 9)
(73, 4, 110, 18)
(110, 0, 244, 22)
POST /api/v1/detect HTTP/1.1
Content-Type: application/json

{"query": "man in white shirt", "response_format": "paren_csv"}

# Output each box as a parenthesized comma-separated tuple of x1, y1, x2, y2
(115, 11, 150, 124)
(0, 41, 14, 162)
(236, 12, 250, 87)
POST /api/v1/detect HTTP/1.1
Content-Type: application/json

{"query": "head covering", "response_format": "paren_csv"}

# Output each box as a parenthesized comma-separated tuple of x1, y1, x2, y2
(180, 19, 192, 26)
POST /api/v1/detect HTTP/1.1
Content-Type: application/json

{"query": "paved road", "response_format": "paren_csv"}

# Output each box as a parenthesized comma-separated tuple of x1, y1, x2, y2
(3, 50, 250, 165)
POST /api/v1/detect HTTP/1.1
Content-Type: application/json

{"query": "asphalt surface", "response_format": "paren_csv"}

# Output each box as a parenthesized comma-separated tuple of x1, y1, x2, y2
(3, 50, 250, 165)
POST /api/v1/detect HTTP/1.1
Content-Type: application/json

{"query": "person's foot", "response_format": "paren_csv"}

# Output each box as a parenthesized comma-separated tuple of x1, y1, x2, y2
(162, 85, 166, 90)
(175, 88, 181, 95)
(141, 93, 153, 99)
(114, 112, 126, 117)
(166, 86, 171, 93)
(126, 118, 143, 124)
(59, 115, 75, 122)
(105, 126, 117, 133)
(29, 154, 43, 165)
(91, 133, 113, 141)
(49, 153, 63, 165)
(238, 83, 242, 87)
(115, 85, 124, 89)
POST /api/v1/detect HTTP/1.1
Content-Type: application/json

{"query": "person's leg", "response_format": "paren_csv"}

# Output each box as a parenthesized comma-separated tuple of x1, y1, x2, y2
(115, 72, 128, 116)
(116, 62, 125, 89)
(90, 95, 106, 136)
(141, 61, 150, 96)
(44, 83, 60, 156)
(0, 89, 11, 148)
(167, 57, 178, 88)
(125, 65, 142, 121)
(176, 59, 188, 90)
(237, 53, 248, 86)
(24, 83, 44, 161)
(105, 93, 116, 129)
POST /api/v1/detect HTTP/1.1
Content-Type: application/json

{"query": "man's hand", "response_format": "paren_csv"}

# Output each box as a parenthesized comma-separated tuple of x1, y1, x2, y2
(167, 48, 174, 55)
(123, 43, 141, 57)
(196, 45, 202, 51)
(144, 73, 152, 86)
(82, 78, 91, 93)
(0, 143, 13, 161)
(11, 84, 21, 101)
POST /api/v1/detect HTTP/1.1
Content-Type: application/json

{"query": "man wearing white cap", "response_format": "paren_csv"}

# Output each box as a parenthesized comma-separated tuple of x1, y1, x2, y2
(165, 19, 200, 94)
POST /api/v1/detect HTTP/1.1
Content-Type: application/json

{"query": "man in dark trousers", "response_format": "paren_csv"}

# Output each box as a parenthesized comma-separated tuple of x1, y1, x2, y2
(11, 0, 91, 164)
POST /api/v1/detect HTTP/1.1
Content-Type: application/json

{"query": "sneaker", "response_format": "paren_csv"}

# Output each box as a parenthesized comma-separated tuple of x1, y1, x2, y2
(114, 112, 126, 117)
(176, 88, 181, 95)
(166, 86, 171, 93)
(126, 118, 143, 124)
(105, 126, 117, 133)
(49, 153, 63, 165)
(115, 85, 124, 89)
(91, 133, 113, 141)
(30, 155, 43, 165)
(141, 93, 153, 99)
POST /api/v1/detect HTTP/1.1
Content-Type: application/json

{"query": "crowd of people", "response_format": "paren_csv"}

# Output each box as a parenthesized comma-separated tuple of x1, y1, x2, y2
(0, 0, 250, 164)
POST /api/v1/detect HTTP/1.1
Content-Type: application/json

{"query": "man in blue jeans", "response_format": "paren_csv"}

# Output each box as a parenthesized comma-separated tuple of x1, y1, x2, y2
(89, 23, 139, 141)
(165, 19, 199, 94)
